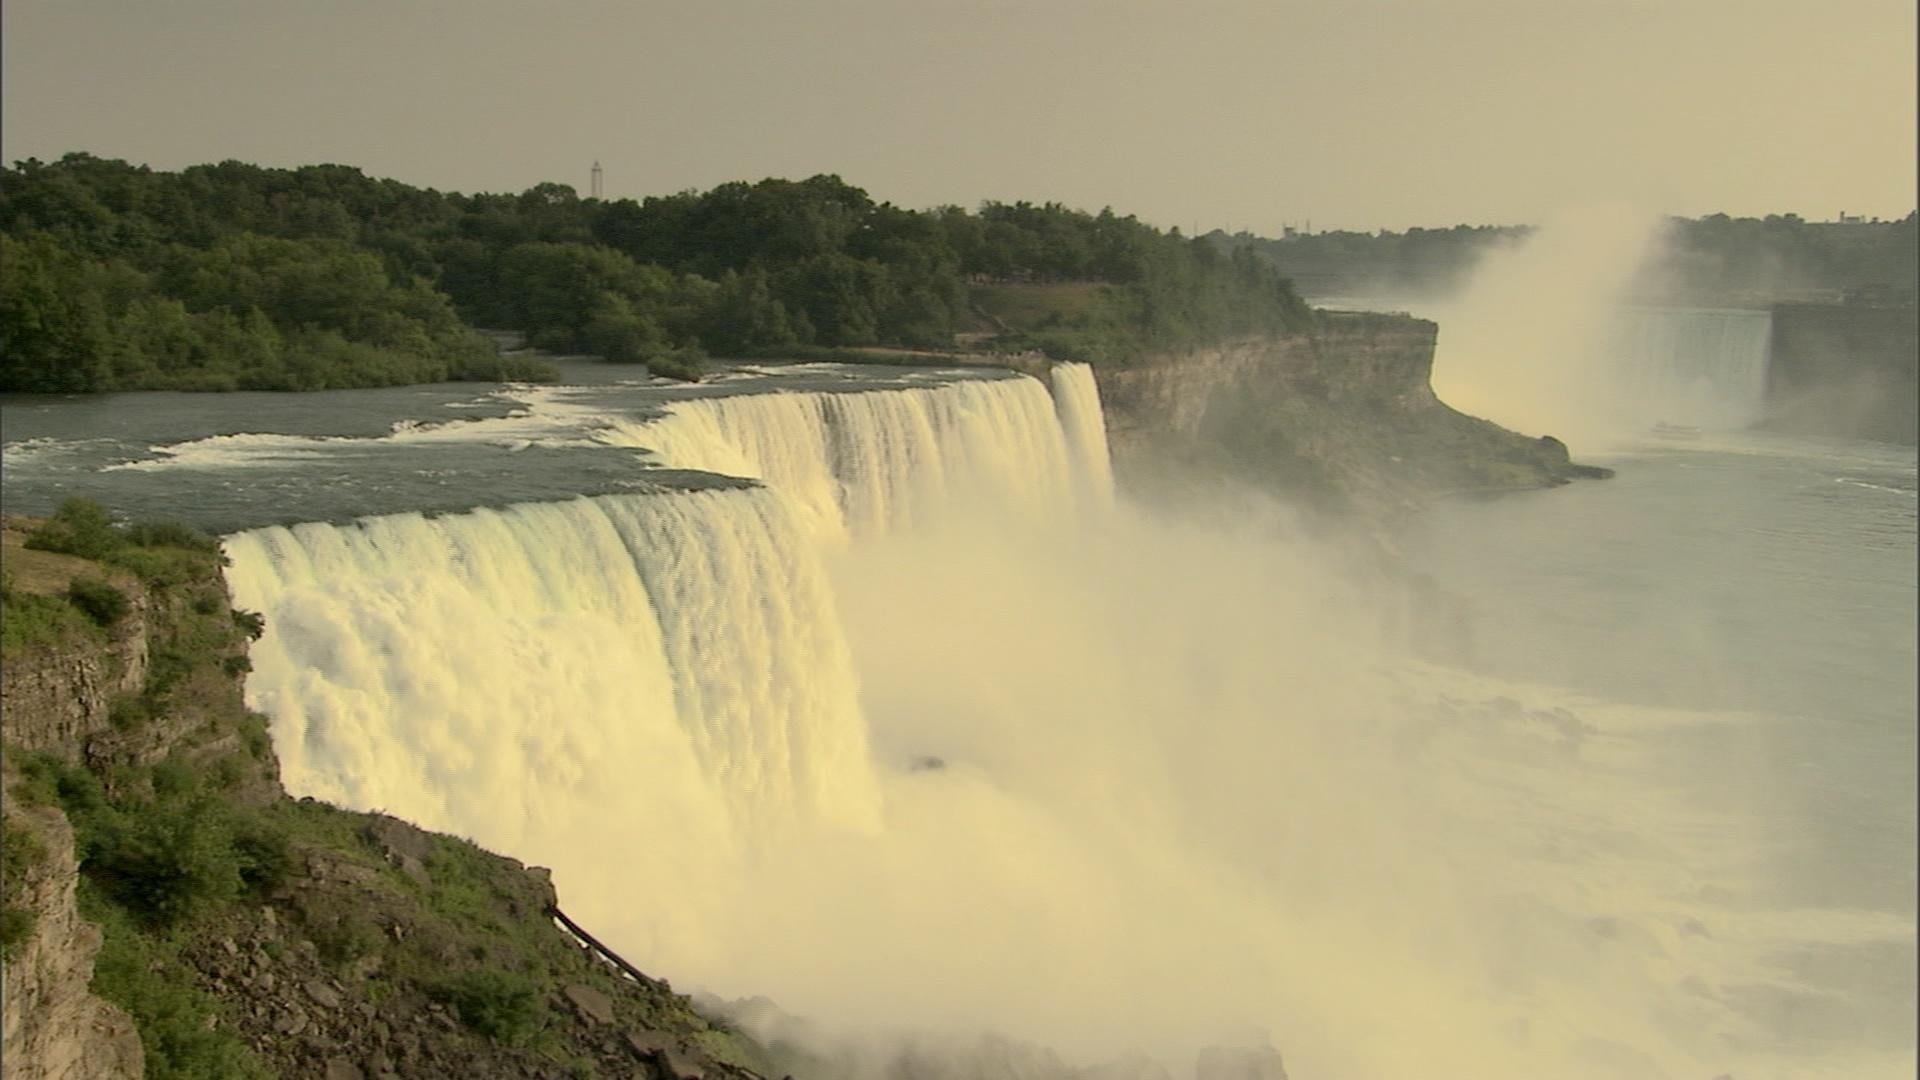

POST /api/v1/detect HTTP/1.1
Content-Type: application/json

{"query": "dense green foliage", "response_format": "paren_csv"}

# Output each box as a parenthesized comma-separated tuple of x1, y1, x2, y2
(3, 154, 1316, 391)
(1658, 213, 1920, 303)
(0, 155, 558, 391)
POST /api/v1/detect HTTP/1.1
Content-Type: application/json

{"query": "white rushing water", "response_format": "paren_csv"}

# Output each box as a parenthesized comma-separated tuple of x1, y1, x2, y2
(222, 359, 1912, 1079)
(222, 487, 880, 839)
(1605, 307, 1773, 431)
(601, 371, 1091, 545)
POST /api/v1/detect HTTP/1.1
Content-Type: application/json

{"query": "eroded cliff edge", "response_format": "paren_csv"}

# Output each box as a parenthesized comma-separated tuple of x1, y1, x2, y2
(1092, 312, 1610, 521)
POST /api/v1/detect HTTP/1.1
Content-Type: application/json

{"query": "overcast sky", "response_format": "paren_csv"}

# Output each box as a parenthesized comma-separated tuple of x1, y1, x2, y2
(3, 0, 1913, 233)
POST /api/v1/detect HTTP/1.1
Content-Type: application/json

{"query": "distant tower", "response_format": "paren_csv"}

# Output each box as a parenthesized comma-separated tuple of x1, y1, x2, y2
(590, 160, 603, 200)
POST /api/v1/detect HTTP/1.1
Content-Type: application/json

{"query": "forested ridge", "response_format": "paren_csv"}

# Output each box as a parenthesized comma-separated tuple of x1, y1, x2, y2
(0, 154, 1313, 392)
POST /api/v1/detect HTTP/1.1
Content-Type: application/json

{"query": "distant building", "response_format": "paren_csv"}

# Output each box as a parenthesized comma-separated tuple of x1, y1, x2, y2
(1838, 211, 1866, 224)
(590, 161, 603, 200)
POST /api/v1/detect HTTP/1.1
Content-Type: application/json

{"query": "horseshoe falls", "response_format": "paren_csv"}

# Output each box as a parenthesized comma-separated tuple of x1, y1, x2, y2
(1607, 306, 1774, 431)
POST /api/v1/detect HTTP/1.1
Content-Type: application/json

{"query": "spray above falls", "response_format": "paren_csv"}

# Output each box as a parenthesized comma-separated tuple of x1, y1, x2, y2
(1426, 206, 1776, 450)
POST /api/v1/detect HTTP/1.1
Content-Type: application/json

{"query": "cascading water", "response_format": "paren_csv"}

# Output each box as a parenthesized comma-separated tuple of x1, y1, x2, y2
(602, 371, 1095, 545)
(1605, 307, 1773, 430)
(224, 363, 1107, 961)
(1049, 362, 1116, 512)
(221, 487, 880, 841)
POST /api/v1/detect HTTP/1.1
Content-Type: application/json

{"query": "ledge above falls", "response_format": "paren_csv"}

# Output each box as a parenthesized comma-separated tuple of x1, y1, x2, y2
(1092, 312, 1612, 523)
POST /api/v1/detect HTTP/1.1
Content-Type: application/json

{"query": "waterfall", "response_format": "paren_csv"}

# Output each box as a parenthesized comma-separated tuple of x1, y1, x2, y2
(1606, 307, 1773, 430)
(223, 488, 882, 848)
(222, 362, 1108, 881)
(1050, 363, 1116, 511)
(606, 370, 1086, 545)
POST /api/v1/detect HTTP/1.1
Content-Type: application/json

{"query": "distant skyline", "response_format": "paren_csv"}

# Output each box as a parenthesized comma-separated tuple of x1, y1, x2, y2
(4, 0, 1914, 234)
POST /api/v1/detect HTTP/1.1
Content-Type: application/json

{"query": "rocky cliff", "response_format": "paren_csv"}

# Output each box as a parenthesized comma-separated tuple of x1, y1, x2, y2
(1765, 301, 1919, 445)
(2, 781, 145, 1080)
(1095, 313, 1608, 521)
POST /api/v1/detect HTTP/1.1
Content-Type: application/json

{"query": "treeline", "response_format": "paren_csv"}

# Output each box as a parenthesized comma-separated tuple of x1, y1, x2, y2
(1654, 213, 1920, 304)
(0, 154, 1314, 392)
(1219, 212, 1920, 305)
(1212, 224, 1531, 299)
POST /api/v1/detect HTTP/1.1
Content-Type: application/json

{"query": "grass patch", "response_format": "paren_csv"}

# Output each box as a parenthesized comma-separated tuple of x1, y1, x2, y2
(1, 586, 98, 653)
(969, 282, 1106, 330)
(426, 968, 547, 1046)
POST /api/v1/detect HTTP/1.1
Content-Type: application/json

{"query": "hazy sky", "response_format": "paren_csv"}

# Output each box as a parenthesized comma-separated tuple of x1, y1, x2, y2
(4, 0, 1913, 232)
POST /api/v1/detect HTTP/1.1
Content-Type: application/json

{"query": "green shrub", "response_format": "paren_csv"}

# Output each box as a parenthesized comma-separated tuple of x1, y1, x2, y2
(104, 546, 214, 587)
(87, 795, 243, 927)
(2, 821, 49, 884)
(307, 904, 384, 968)
(24, 498, 123, 559)
(645, 344, 707, 382)
(122, 520, 220, 554)
(16, 753, 107, 820)
(209, 755, 245, 789)
(239, 714, 273, 760)
(231, 610, 266, 641)
(2, 820, 49, 960)
(108, 695, 153, 733)
(67, 576, 131, 627)
(229, 813, 292, 894)
(0, 906, 36, 960)
(427, 969, 546, 1045)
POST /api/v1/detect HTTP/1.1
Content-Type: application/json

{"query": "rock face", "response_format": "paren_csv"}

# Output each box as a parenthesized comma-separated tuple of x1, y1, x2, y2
(0, 555, 149, 761)
(1766, 301, 1919, 445)
(1096, 314, 1608, 521)
(0, 785, 144, 1080)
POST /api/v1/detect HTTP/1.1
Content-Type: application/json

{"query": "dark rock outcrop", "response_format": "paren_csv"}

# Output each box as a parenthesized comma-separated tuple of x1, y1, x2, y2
(1096, 314, 1610, 522)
